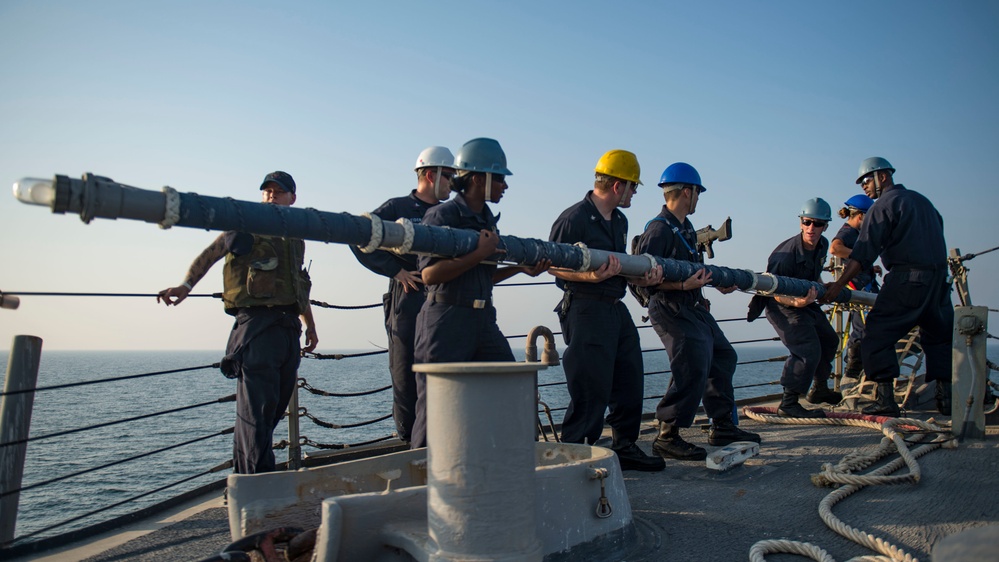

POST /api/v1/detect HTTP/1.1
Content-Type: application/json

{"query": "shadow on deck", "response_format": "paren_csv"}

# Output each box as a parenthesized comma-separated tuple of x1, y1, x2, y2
(22, 398, 999, 562)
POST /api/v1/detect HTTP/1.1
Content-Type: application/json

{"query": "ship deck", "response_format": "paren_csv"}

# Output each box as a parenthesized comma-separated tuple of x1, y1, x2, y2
(19, 395, 999, 562)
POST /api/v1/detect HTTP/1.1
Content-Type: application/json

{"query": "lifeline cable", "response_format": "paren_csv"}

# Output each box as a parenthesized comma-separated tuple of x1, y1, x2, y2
(0, 394, 235, 448)
(0, 363, 220, 398)
(0, 427, 234, 499)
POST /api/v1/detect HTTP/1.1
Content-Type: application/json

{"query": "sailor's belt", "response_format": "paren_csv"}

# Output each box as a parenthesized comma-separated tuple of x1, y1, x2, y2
(571, 292, 622, 304)
(428, 293, 492, 309)
(888, 262, 946, 272)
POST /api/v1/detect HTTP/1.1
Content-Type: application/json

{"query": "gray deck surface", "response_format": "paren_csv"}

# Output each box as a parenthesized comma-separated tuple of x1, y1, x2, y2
(23, 400, 999, 562)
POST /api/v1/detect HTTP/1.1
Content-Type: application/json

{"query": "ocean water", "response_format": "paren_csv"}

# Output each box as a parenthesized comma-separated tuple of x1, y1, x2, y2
(1, 342, 995, 542)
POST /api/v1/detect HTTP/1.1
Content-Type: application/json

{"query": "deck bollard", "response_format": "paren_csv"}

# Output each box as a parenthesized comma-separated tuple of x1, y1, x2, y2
(0, 335, 43, 546)
(414, 361, 546, 562)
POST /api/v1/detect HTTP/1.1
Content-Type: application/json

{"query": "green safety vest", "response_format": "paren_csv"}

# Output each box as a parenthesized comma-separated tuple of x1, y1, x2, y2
(222, 235, 310, 315)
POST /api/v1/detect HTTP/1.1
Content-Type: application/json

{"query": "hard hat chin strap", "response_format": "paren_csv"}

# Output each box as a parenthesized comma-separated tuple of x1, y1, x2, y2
(615, 180, 629, 207)
(485, 172, 493, 202)
(432, 167, 447, 200)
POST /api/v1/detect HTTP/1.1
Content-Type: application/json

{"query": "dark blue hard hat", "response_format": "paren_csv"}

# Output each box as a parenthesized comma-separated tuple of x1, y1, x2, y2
(658, 162, 705, 193)
(844, 194, 874, 213)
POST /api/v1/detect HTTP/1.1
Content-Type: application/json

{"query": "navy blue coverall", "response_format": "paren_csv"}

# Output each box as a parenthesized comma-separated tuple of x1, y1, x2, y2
(753, 233, 838, 395)
(849, 184, 953, 383)
(550, 191, 644, 447)
(832, 223, 879, 371)
(634, 207, 737, 428)
(410, 193, 514, 448)
(351, 190, 437, 443)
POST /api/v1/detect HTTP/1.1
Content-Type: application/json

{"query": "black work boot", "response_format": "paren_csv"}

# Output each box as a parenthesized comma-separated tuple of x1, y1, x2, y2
(806, 382, 843, 405)
(861, 382, 900, 417)
(778, 390, 826, 418)
(708, 417, 762, 446)
(934, 380, 952, 416)
(653, 421, 707, 461)
(612, 442, 666, 472)
(844, 342, 863, 379)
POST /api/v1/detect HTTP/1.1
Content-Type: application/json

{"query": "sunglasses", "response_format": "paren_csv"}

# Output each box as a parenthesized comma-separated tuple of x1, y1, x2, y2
(860, 175, 875, 186)
(801, 219, 828, 228)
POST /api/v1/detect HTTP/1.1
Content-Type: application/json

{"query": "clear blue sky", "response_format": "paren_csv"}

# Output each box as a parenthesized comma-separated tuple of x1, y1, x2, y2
(1, 1, 997, 351)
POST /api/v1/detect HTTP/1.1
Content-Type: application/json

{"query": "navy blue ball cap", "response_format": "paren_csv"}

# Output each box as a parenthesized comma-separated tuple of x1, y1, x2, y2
(260, 171, 296, 194)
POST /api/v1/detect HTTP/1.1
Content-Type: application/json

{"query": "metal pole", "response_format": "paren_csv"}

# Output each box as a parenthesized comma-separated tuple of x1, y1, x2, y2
(0, 335, 43, 546)
(830, 256, 845, 387)
(286, 385, 301, 470)
(949, 248, 972, 307)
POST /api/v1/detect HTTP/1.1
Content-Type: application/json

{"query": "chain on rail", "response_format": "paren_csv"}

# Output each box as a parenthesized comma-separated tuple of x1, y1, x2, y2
(300, 408, 393, 430)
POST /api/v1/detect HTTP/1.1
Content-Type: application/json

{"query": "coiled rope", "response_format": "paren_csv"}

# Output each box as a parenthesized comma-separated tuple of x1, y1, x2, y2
(744, 407, 956, 562)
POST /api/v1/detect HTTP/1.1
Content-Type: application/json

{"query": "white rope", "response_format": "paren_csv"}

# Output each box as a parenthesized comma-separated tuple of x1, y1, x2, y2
(641, 253, 657, 272)
(359, 212, 383, 254)
(743, 407, 956, 562)
(745, 269, 760, 292)
(749, 539, 835, 562)
(159, 186, 181, 229)
(574, 242, 591, 272)
(755, 272, 779, 296)
(392, 218, 415, 255)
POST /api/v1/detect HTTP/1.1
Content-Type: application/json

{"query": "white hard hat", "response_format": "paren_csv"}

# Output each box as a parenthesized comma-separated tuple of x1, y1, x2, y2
(414, 146, 455, 171)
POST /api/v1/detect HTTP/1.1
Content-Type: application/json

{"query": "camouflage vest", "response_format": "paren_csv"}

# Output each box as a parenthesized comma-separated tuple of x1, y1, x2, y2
(222, 235, 310, 314)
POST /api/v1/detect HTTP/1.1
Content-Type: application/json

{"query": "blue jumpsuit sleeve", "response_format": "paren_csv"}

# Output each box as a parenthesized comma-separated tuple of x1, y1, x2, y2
(766, 243, 790, 276)
(351, 199, 406, 278)
(851, 205, 888, 270)
(418, 205, 450, 272)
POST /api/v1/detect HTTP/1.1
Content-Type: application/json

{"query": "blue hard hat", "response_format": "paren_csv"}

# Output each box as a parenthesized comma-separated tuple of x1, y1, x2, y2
(844, 194, 874, 213)
(856, 157, 894, 184)
(658, 162, 705, 192)
(454, 138, 512, 176)
(799, 197, 832, 221)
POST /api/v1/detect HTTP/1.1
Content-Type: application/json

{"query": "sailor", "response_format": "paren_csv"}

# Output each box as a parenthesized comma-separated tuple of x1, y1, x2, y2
(822, 157, 953, 416)
(351, 146, 455, 444)
(829, 193, 880, 381)
(633, 163, 760, 461)
(549, 149, 665, 472)
(409, 138, 550, 449)
(749, 198, 839, 418)
(157, 171, 318, 474)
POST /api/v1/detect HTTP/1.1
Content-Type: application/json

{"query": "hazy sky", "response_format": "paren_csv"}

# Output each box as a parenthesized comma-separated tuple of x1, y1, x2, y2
(1, 1, 997, 352)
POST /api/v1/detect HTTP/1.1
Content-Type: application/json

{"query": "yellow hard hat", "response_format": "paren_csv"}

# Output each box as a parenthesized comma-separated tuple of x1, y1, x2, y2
(594, 149, 642, 185)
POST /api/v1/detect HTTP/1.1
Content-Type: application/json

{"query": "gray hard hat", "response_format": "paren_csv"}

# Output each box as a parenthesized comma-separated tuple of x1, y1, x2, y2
(799, 197, 832, 221)
(454, 138, 513, 176)
(856, 157, 895, 184)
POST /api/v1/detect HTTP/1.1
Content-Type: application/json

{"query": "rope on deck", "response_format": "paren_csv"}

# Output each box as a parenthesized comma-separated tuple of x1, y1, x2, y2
(744, 407, 955, 562)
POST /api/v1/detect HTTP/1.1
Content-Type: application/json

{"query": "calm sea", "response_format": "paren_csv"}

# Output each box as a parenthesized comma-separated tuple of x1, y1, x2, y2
(1, 343, 995, 542)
